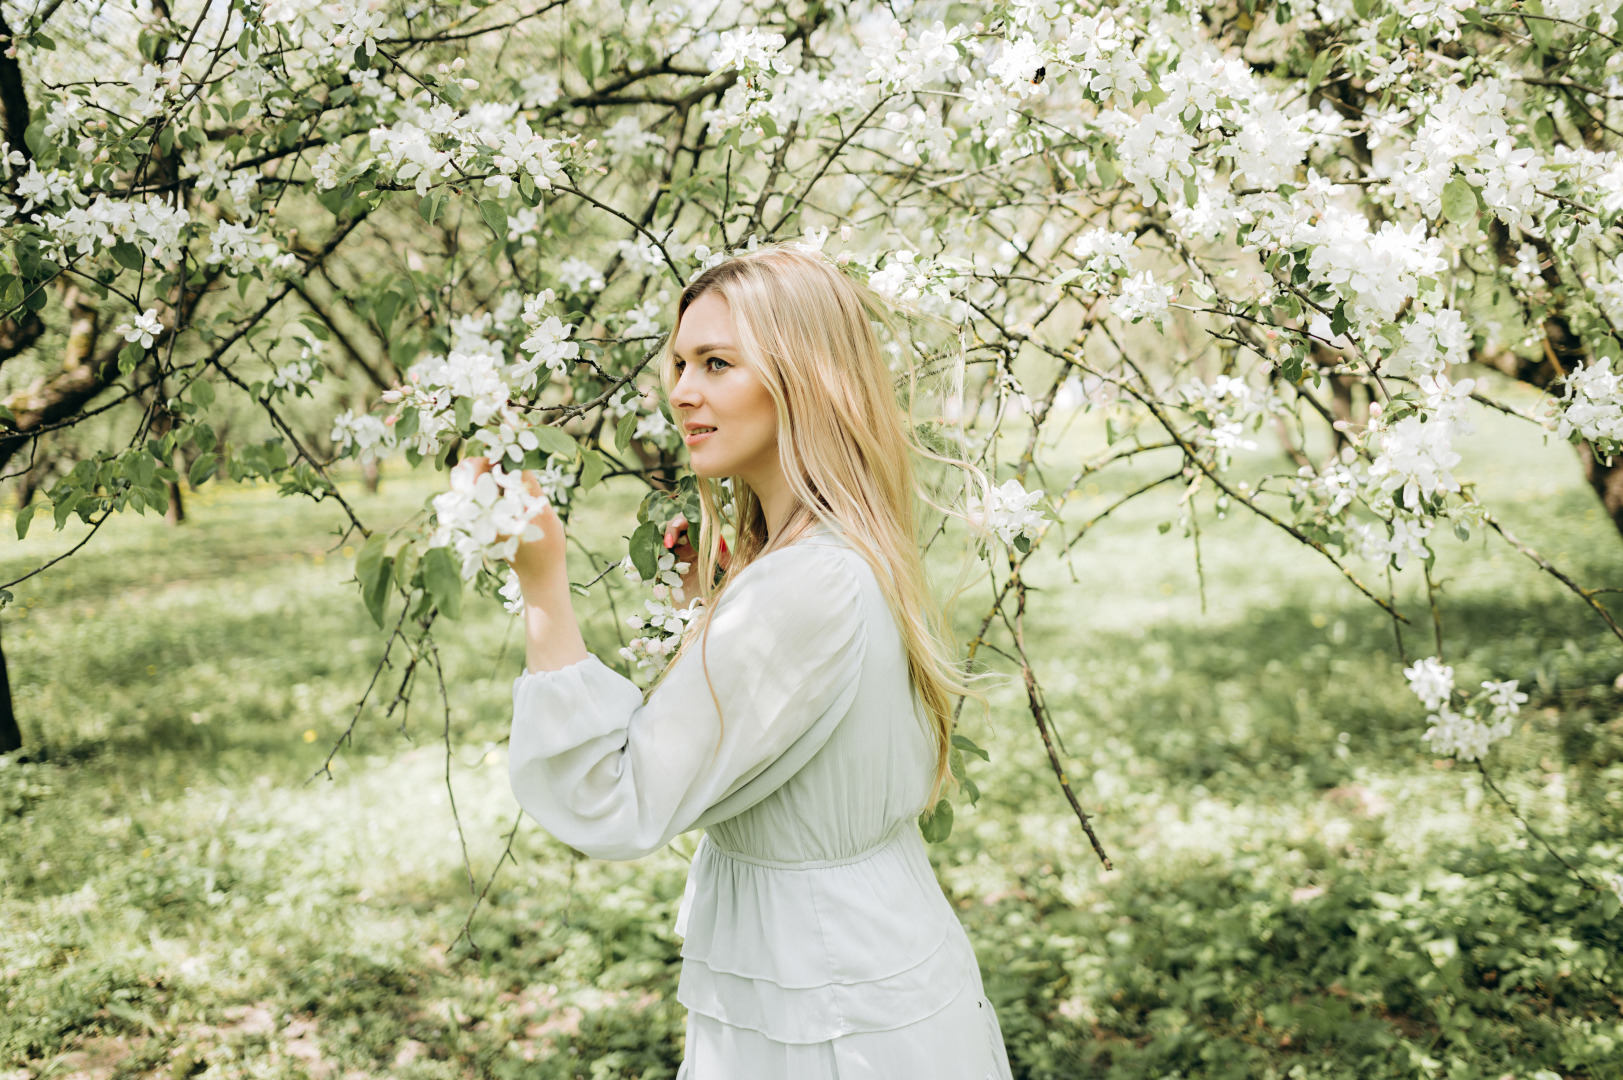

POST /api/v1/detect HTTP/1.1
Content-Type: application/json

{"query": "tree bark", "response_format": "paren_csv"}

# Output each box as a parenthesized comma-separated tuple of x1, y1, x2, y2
(0, 7, 45, 368)
(0, 621, 19, 754)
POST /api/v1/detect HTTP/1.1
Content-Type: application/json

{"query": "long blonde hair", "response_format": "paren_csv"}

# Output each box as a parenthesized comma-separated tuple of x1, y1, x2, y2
(656, 242, 986, 805)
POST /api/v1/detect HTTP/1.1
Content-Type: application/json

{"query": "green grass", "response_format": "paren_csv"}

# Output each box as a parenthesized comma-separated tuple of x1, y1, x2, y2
(2, 400, 1621, 1079)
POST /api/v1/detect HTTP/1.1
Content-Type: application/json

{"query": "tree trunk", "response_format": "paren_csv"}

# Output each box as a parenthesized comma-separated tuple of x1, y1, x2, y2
(0, 622, 19, 754)
(165, 476, 185, 524)
(1578, 444, 1623, 536)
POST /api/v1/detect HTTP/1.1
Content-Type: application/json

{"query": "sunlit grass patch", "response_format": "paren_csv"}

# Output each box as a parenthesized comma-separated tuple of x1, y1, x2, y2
(2, 421, 1621, 1078)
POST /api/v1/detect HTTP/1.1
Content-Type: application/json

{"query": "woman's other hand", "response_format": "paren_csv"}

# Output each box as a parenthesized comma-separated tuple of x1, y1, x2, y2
(662, 513, 730, 601)
(663, 513, 701, 600)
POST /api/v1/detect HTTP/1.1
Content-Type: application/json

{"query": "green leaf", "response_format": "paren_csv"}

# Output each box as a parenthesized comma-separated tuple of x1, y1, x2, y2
(918, 798, 954, 843)
(1441, 175, 1478, 225)
(187, 452, 217, 487)
(532, 424, 578, 459)
(951, 733, 990, 762)
(478, 199, 508, 238)
(453, 396, 473, 433)
(23, 121, 48, 161)
(629, 520, 661, 581)
(393, 543, 421, 590)
(419, 191, 446, 227)
(0, 403, 14, 427)
(389, 335, 419, 371)
(356, 533, 393, 628)
(1330, 301, 1352, 340)
(1525, 0, 1554, 51)
(616, 410, 640, 454)
(577, 447, 605, 493)
(375, 290, 403, 335)
(298, 315, 330, 341)
(111, 241, 145, 272)
(190, 379, 215, 409)
(1306, 48, 1333, 93)
(15, 503, 35, 540)
(423, 545, 463, 620)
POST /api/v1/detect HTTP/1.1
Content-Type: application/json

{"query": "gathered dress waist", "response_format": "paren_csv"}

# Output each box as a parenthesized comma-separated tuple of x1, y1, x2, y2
(703, 818, 914, 871)
(674, 819, 975, 1044)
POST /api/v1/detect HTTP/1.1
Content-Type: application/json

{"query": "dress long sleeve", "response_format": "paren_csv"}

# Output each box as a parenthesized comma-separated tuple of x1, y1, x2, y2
(508, 539, 867, 861)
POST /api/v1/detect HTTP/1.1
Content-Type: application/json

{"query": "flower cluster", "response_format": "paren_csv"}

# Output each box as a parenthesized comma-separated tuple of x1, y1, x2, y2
(866, 249, 972, 319)
(206, 222, 281, 274)
(429, 462, 550, 581)
(615, 549, 695, 674)
(374, 293, 582, 462)
(967, 478, 1047, 547)
(1404, 656, 1528, 761)
(1548, 357, 1623, 457)
(330, 409, 394, 463)
(1068, 228, 1138, 291)
(39, 195, 190, 264)
(269, 359, 320, 396)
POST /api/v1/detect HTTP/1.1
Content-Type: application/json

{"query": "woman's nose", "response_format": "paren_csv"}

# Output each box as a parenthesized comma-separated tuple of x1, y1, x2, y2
(670, 366, 701, 410)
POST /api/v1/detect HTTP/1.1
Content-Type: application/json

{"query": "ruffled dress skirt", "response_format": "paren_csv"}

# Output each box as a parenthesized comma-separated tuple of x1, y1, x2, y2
(671, 823, 1014, 1080)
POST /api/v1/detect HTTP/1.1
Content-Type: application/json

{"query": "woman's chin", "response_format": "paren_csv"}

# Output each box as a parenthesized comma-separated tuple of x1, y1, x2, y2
(686, 454, 725, 479)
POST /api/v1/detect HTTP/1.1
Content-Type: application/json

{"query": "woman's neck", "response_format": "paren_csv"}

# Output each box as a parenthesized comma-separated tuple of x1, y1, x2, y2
(744, 463, 797, 544)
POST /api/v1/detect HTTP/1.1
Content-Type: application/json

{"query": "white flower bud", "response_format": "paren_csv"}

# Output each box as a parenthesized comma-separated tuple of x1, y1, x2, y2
(451, 57, 465, 70)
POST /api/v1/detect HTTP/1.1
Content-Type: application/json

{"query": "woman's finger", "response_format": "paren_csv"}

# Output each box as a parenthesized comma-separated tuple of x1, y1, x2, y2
(663, 512, 688, 549)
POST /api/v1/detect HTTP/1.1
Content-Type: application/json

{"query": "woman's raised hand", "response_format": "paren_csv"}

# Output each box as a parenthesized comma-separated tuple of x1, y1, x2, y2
(451, 455, 567, 596)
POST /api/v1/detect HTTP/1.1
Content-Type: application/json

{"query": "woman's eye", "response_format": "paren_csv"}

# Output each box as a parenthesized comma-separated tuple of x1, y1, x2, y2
(705, 357, 731, 372)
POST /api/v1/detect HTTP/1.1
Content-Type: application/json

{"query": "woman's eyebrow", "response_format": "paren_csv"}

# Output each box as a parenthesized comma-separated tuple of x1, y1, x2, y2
(674, 342, 735, 361)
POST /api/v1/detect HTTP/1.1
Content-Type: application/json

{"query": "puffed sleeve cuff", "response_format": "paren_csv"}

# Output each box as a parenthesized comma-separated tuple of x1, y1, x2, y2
(509, 654, 646, 836)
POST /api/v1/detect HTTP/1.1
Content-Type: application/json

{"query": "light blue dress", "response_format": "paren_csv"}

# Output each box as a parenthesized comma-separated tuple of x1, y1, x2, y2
(508, 525, 1014, 1079)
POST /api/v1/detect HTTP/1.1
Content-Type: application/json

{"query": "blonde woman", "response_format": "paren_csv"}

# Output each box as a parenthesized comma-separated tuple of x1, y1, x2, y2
(498, 244, 1013, 1079)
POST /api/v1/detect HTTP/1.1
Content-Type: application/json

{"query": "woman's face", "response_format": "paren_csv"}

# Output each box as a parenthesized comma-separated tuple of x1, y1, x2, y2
(669, 292, 781, 483)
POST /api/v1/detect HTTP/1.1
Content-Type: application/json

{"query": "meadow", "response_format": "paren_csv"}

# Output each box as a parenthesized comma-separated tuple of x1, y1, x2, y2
(2, 400, 1621, 1080)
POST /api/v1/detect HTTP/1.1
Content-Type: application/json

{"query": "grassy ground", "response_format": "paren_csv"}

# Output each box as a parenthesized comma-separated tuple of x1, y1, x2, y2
(2, 400, 1622, 1080)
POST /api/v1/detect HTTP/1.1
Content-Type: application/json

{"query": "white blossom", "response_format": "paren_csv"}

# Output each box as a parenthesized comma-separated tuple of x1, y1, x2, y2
(1111, 270, 1174, 326)
(1404, 656, 1454, 712)
(206, 222, 279, 273)
(967, 478, 1046, 546)
(116, 308, 164, 349)
(500, 567, 526, 615)
(429, 462, 549, 580)
(1367, 414, 1462, 511)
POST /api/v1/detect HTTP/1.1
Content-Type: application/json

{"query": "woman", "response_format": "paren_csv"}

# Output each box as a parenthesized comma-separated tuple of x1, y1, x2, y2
(498, 244, 1013, 1079)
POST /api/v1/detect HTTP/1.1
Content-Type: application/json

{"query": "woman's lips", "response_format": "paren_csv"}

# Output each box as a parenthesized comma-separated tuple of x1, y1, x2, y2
(684, 426, 715, 447)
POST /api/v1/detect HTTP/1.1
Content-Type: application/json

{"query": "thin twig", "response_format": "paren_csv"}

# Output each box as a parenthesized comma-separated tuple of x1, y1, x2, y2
(1011, 578, 1112, 869)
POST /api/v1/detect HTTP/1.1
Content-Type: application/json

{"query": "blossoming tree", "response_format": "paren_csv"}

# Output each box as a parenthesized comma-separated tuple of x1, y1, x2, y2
(2, 0, 1621, 899)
